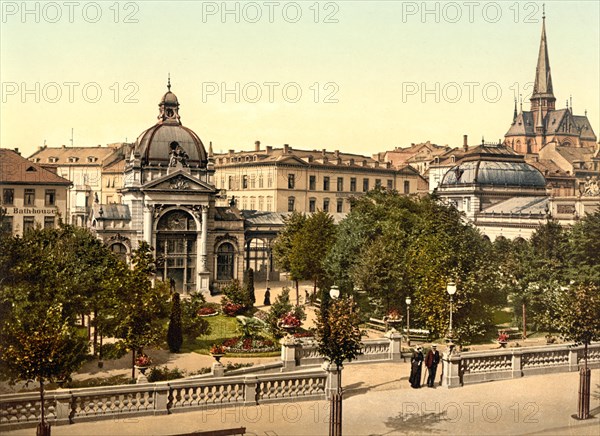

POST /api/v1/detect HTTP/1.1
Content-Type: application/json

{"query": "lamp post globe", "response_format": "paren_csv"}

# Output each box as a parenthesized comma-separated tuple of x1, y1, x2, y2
(446, 281, 457, 351)
(330, 285, 340, 300)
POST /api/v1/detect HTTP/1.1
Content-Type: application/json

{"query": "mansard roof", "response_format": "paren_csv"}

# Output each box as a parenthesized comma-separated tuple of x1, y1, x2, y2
(1, 149, 72, 185)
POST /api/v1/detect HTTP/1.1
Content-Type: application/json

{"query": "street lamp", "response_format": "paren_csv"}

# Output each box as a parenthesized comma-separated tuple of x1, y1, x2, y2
(330, 285, 340, 300)
(405, 296, 412, 346)
(446, 281, 457, 351)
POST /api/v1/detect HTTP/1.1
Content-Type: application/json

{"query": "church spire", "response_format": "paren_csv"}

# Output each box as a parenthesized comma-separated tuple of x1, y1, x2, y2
(513, 98, 518, 123)
(530, 10, 555, 110)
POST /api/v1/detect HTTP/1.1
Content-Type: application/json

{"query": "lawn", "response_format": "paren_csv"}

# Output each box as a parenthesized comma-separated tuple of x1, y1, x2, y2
(180, 313, 280, 357)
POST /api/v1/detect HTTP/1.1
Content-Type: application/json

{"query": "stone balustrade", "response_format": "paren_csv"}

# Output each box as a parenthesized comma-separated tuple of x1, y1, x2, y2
(0, 369, 327, 431)
(442, 342, 600, 388)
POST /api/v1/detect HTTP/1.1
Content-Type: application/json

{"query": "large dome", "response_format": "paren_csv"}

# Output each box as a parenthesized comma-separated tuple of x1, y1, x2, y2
(442, 160, 546, 187)
(136, 124, 207, 166)
(134, 83, 208, 167)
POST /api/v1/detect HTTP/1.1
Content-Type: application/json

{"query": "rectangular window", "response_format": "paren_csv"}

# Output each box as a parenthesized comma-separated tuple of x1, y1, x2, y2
(44, 216, 55, 229)
(2, 189, 14, 205)
(375, 179, 382, 188)
(323, 177, 330, 191)
(288, 174, 295, 189)
(1, 216, 13, 233)
(337, 177, 344, 191)
(228, 176, 233, 190)
(323, 198, 330, 212)
(258, 175, 264, 188)
(404, 181, 410, 194)
(288, 197, 295, 212)
(309, 175, 316, 191)
(266, 196, 272, 211)
(258, 196, 264, 211)
(363, 178, 369, 192)
(464, 197, 471, 212)
(336, 199, 343, 213)
(242, 175, 248, 189)
(350, 178, 357, 192)
(249, 197, 255, 210)
(267, 176, 273, 188)
(309, 198, 316, 212)
(45, 189, 56, 206)
(23, 216, 35, 232)
(24, 189, 35, 206)
(387, 179, 393, 190)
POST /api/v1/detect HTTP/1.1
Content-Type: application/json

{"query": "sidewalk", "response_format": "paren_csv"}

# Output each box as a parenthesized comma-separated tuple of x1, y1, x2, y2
(7, 364, 599, 435)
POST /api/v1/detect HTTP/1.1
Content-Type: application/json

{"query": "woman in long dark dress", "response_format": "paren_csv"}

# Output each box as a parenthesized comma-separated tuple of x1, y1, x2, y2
(409, 346, 424, 388)
(263, 288, 271, 306)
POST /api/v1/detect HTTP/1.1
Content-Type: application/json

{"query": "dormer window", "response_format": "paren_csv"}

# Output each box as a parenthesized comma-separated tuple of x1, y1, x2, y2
(26, 166, 37, 172)
(48, 157, 58, 163)
(68, 156, 79, 163)
(87, 156, 97, 163)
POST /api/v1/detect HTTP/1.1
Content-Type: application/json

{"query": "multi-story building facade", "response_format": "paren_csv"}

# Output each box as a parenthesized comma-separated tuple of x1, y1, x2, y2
(214, 142, 428, 213)
(375, 141, 452, 176)
(28, 144, 119, 226)
(0, 148, 71, 236)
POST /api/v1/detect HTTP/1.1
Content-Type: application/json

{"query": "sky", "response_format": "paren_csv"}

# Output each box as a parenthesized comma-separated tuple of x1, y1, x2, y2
(1, 1, 599, 158)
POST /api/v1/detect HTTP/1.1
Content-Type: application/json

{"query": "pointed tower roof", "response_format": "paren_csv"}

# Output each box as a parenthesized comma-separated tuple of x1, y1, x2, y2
(531, 13, 555, 101)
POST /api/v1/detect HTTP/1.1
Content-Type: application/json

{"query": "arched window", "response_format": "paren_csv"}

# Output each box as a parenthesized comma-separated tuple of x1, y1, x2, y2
(110, 243, 128, 262)
(156, 210, 197, 292)
(217, 243, 235, 281)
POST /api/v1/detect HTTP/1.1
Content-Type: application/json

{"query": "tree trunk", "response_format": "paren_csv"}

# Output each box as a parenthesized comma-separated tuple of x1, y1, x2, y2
(522, 302, 527, 339)
(92, 309, 98, 356)
(295, 280, 299, 306)
(36, 378, 50, 436)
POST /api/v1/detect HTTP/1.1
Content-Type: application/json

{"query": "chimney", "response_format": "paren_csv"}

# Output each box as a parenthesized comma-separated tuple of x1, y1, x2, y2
(463, 135, 468, 151)
(255, 140, 260, 151)
(283, 144, 289, 154)
(322, 148, 326, 156)
(228, 149, 235, 156)
(13, 148, 20, 155)
(266, 146, 272, 154)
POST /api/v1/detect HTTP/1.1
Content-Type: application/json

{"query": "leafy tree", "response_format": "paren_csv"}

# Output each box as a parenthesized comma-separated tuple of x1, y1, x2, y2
(315, 296, 363, 367)
(569, 209, 600, 285)
(265, 288, 306, 338)
(181, 293, 211, 341)
(272, 212, 307, 303)
(551, 283, 600, 419)
(167, 293, 183, 353)
(0, 304, 88, 435)
(106, 242, 170, 379)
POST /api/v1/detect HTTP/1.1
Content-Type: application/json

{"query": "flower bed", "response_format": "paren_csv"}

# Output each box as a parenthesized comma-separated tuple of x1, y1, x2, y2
(222, 337, 277, 353)
(198, 306, 219, 317)
(222, 301, 245, 316)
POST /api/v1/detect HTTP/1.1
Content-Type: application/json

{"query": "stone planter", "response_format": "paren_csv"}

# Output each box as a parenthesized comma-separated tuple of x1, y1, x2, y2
(134, 365, 149, 375)
(210, 353, 225, 363)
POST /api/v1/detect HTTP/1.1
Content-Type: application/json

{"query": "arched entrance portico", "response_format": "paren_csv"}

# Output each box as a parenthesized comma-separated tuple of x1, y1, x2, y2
(156, 210, 197, 292)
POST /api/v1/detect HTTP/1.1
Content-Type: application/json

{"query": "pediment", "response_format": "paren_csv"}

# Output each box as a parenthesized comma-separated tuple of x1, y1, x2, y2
(276, 155, 308, 166)
(142, 170, 217, 193)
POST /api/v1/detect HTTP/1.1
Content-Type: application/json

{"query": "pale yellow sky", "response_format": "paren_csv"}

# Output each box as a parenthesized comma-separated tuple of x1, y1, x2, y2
(1, 1, 598, 157)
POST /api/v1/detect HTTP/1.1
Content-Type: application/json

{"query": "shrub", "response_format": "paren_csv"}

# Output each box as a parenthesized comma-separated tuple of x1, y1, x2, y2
(99, 342, 127, 360)
(236, 315, 267, 338)
(222, 279, 252, 308)
(181, 293, 211, 339)
(147, 366, 186, 382)
(167, 293, 183, 353)
(266, 288, 306, 338)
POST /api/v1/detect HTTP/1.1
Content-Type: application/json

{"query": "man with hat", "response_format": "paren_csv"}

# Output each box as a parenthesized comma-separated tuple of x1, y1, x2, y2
(425, 344, 440, 387)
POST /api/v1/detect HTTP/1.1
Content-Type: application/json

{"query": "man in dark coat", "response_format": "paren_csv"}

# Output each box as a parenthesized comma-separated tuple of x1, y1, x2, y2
(425, 344, 440, 387)
(409, 346, 424, 388)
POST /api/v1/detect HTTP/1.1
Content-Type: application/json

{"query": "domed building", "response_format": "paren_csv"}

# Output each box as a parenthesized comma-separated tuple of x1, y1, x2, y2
(91, 81, 246, 294)
(436, 142, 551, 238)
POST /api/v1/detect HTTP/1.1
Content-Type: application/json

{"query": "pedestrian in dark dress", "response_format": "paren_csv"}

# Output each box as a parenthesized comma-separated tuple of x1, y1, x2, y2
(409, 346, 424, 388)
(263, 288, 271, 306)
(425, 344, 440, 387)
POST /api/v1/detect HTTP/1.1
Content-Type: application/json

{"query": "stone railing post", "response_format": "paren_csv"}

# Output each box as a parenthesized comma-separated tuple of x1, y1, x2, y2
(244, 376, 259, 405)
(511, 349, 523, 378)
(322, 361, 342, 400)
(568, 346, 579, 371)
(385, 329, 403, 361)
(281, 337, 298, 371)
(54, 391, 73, 425)
(154, 384, 170, 415)
(212, 362, 225, 377)
(441, 351, 461, 388)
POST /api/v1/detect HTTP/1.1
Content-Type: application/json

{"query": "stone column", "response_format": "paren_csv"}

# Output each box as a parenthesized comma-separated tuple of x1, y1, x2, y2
(153, 384, 170, 415)
(322, 361, 342, 400)
(441, 351, 461, 388)
(200, 206, 208, 272)
(568, 347, 579, 372)
(385, 329, 403, 361)
(280, 336, 298, 371)
(511, 349, 523, 378)
(211, 362, 224, 377)
(143, 204, 153, 244)
(244, 376, 259, 405)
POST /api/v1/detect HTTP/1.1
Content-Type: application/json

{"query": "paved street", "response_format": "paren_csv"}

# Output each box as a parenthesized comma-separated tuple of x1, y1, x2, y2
(7, 363, 599, 436)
